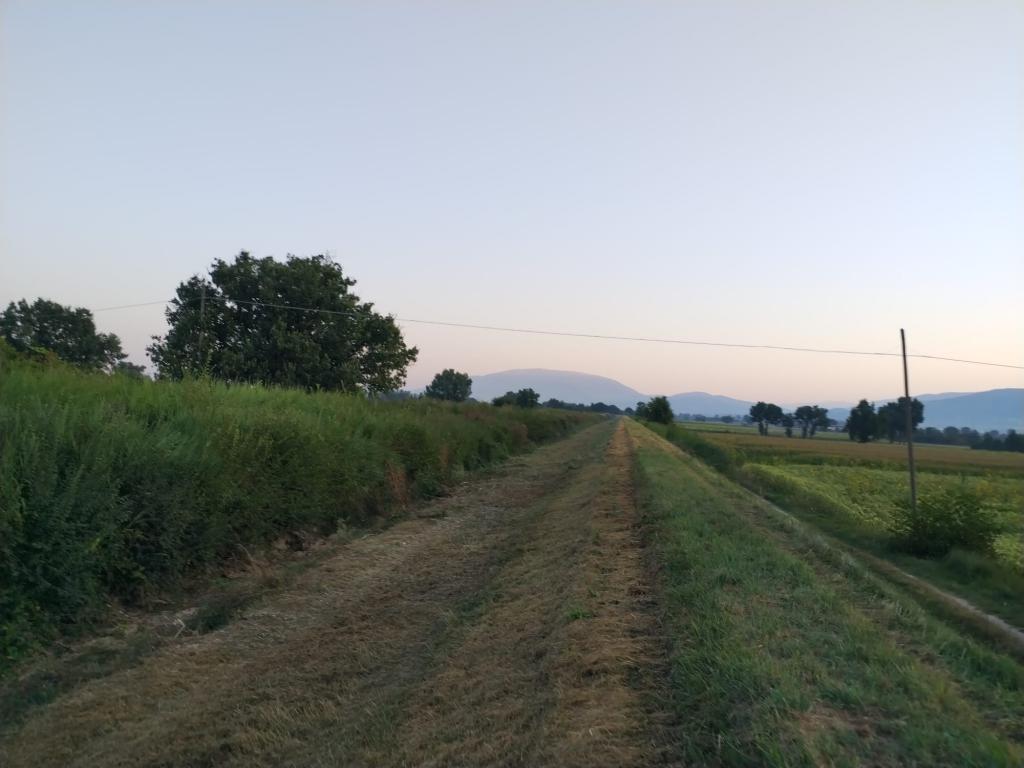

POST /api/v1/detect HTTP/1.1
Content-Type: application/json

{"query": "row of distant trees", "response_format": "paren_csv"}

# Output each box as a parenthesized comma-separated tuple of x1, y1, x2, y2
(844, 398, 924, 443)
(844, 398, 1022, 452)
(543, 398, 624, 415)
(746, 401, 831, 438)
(421, 372, 674, 421)
(412, 380, 1024, 450)
(746, 397, 940, 446)
(917, 426, 1023, 452)
(421, 368, 541, 408)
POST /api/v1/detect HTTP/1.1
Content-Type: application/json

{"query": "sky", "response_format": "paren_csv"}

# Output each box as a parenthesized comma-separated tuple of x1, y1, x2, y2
(2, 0, 1022, 402)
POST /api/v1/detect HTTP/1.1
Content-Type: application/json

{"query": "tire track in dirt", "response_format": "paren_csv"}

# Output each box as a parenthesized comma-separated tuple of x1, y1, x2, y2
(1, 420, 678, 767)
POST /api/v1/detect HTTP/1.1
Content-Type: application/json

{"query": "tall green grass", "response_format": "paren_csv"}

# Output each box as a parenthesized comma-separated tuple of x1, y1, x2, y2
(645, 419, 1024, 631)
(740, 463, 1024, 629)
(630, 422, 1024, 766)
(0, 354, 595, 662)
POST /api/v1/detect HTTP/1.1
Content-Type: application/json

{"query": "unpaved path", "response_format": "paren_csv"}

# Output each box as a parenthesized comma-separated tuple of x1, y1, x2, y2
(1, 420, 678, 767)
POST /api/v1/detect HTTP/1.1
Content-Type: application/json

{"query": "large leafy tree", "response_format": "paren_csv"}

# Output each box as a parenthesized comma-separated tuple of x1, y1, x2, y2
(424, 368, 472, 402)
(1, 298, 126, 371)
(644, 395, 675, 424)
(749, 401, 784, 436)
(845, 400, 878, 443)
(631, 396, 673, 424)
(877, 398, 924, 442)
(147, 252, 417, 393)
(793, 405, 830, 438)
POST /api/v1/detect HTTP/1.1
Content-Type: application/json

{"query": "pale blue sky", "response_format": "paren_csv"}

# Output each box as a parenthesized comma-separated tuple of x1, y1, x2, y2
(2, 0, 1022, 400)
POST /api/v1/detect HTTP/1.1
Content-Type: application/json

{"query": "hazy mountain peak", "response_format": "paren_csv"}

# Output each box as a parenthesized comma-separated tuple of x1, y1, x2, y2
(469, 368, 644, 405)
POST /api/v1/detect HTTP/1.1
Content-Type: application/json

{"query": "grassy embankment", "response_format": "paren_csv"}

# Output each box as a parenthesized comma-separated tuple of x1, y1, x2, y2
(629, 421, 1024, 766)
(0, 352, 596, 664)
(650, 422, 1024, 631)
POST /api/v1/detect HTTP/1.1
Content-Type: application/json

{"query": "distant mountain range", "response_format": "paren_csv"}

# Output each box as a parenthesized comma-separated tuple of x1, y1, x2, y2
(901, 389, 1023, 433)
(470, 369, 645, 407)
(465, 368, 1023, 433)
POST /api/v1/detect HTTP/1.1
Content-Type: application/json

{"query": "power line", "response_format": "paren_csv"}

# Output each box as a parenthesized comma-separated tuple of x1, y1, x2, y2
(394, 318, 1024, 371)
(85, 294, 1024, 371)
(209, 295, 361, 317)
(91, 300, 175, 312)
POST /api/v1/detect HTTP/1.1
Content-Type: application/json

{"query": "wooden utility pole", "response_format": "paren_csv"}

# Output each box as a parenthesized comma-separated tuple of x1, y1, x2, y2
(198, 284, 207, 369)
(900, 328, 917, 514)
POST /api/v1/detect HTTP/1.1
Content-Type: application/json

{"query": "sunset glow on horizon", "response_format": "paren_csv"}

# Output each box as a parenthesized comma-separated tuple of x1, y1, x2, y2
(3, 1, 1022, 403)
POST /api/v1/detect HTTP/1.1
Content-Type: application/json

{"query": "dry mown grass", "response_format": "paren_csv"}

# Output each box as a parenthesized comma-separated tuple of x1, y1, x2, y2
(1, 419, 677, 767)
(386, 422, 678, 767)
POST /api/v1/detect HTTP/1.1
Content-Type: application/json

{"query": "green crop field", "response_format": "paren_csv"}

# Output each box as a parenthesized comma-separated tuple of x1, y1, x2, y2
(744, 464, 1024, 570)
(649, 422, 1024, 632)
(630, 421, 1024, 766)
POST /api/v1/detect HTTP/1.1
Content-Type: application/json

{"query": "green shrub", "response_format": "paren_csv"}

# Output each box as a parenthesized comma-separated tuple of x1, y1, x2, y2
(889, 486, 1000, 558)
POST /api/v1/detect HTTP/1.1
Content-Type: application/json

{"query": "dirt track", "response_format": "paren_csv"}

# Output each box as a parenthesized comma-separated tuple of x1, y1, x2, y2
(1, 420, 678, 767)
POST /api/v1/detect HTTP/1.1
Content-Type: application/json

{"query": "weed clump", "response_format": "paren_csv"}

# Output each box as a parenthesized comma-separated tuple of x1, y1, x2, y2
(889, 486, 1000, 558)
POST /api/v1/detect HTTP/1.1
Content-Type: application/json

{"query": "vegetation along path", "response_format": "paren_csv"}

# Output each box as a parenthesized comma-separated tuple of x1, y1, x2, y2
(6, 417, 1022, 766)
(628, 421, 1024, 766)
(0, 420, 680, 768)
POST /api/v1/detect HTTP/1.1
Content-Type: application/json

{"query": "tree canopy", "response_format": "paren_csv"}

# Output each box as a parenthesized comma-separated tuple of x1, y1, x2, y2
(634, 396, 674, 424)
(543, 398, 623, 415)
(793, 405, 830, 438)
(114, 361, 147, 378)
(1, 298, 126, 372)
(492, 388, 540, 408)
(749, 401, 784, 435)
(147, 252, 417, 393)
(424, 369, 472, 402)
(646, 395, 675, 424)
(877, 398, 924, 442)
(845, 400, 878, 442)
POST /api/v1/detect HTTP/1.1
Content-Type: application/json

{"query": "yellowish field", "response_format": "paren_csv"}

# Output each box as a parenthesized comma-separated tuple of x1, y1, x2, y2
(679, 420, 848, 440)
(703, 430, 1024, 472)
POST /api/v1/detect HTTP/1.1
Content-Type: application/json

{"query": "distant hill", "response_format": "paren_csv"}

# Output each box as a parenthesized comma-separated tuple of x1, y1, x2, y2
(464, 369, 1023, 432)
(915, 391, 973, 403)
(469, 369, 645, 407)
(666, 392, 752, 416)
(912, 389, 1023, 433)
(828, 389, 1023, 432)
